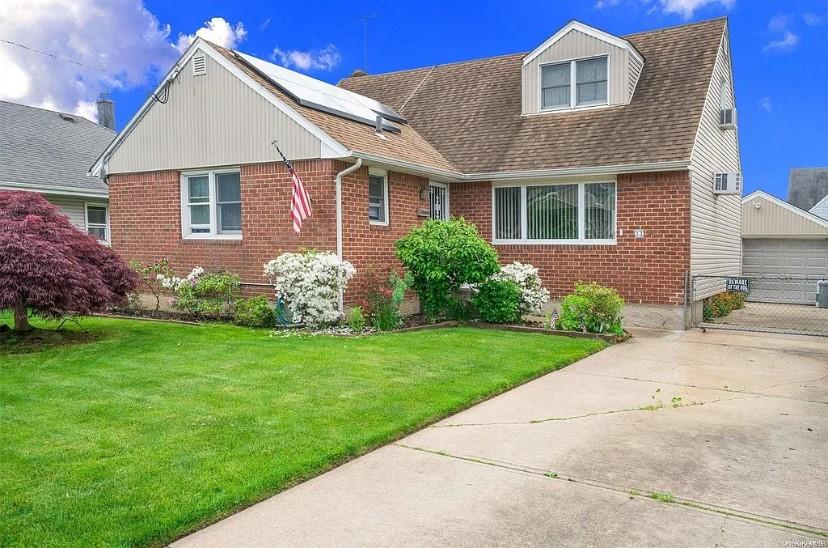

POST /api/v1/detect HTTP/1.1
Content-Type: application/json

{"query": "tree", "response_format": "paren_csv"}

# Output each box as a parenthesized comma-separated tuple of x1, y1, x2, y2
(0, 191, 138, 332)
(395, 218, 500, 320)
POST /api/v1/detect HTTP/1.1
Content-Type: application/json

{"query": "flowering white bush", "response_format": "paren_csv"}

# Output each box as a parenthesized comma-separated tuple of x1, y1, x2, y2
(157, 266, 204, 292)
(492, 262, 549, 313)
(264, 251, 356, 327)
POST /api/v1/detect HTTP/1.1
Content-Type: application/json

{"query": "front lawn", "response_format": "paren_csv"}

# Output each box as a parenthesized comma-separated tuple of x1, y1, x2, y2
(1, 317, 604, 546)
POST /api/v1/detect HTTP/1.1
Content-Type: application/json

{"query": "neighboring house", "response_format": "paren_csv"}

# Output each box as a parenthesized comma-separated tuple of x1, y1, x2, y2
(0, 100, 116, 242)
(812, 194, 828, 221)
(91, 18, 740, 329)
(788, 168, 828, 212)
(741, 191, 828, 303)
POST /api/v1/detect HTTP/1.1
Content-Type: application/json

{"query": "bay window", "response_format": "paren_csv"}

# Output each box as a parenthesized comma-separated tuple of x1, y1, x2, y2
(541, 56, 608, 110)
(180, 169, 242, 238)
(493, 181, 616, 244)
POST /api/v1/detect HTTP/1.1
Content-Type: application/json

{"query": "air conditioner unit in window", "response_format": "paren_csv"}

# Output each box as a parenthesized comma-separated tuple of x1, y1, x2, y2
(713, 172, 741, 195)
(719, 107, 736, 129)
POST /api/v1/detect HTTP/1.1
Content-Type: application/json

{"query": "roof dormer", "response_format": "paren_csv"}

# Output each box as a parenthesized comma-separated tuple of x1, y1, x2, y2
(521, 21, 644, 115)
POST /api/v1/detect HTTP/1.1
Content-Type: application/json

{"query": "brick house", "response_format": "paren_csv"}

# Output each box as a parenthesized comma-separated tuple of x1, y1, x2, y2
(91, 18, 740, 329)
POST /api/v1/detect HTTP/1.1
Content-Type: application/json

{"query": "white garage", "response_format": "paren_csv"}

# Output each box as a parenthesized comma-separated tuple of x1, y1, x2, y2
(742, 191, 828, 304)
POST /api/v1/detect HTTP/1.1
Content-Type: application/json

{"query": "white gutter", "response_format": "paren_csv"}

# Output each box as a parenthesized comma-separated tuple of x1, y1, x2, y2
(334, 158, 363, 313)
(348, 152, 691, 183)
(469, 160, 691, 181)
(0, 181, 108, 198)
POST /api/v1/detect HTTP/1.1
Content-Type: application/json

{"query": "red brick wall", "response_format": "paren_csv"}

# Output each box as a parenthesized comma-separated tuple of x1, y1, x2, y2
(340, 167, 429, 302)
(108, 161, 429, 303)
(450, 171, 691, 305)
(111, 164, 688, 307)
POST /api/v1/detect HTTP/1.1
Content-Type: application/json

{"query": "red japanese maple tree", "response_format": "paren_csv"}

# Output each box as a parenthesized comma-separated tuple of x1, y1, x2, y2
(0, 191, 138, 332)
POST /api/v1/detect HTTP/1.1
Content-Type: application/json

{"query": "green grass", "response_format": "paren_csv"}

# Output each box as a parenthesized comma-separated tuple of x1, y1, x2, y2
(0, 316, 604, 547)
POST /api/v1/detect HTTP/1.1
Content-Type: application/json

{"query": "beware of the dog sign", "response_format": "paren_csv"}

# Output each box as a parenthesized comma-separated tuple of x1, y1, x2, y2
(726, 277, 749, 292)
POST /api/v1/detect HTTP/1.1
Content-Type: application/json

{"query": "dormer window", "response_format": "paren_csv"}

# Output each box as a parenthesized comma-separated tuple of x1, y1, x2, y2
(540, 57, 608, 111)
(522, 21, 643, 115)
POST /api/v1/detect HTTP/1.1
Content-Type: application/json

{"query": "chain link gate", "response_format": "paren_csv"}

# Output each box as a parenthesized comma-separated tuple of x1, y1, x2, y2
(689, 274, 828, 336)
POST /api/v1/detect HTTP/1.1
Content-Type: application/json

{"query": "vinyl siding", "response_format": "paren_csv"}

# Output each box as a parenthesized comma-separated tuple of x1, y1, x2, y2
(107, 53, 322, 174)
(810, 195, 828, 221)
(742, 194, 828, 237)
(689, 29, 741, 299)
(45, 194, 107, 232)
(522, 29, 637, 114)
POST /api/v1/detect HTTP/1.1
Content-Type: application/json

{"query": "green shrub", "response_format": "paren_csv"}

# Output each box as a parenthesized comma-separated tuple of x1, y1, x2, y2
(395, 218, 499, 321)
(233, 296, 276, 328)
(559, 282, 624, 335)
(348, 306, 366, 332)
(706, 291, 746, 319)
(173, 272, 241, 319)
(472, 279, 522, 324)
(365, 272, 408, 331)
(446, 295, 477, 321)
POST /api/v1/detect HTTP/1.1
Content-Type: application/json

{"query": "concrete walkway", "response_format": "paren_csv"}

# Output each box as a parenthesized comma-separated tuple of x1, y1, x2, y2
(174, 329, 828, 547)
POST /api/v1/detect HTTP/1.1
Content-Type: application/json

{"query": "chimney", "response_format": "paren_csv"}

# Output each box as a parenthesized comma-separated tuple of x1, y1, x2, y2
(96, 94, 115, 130)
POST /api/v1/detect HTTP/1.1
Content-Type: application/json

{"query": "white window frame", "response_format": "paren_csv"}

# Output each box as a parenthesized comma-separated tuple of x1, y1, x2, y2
(180, 168, 242, 239)
(429, 181, 450, 220)
(84, 202, 110, 244)
(368, 167, 389, 226)
(539, 55, 610, 112)
(491, 180, 617, 245)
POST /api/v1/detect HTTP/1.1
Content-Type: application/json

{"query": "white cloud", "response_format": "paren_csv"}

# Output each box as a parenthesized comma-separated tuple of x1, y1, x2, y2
(768, 14, 791, 33)
(0, 0, 179, 120)
(803, 13, 823, 26)
(758, 96, 772, 113)
(174, 17, 247, 53)
(763, 31, 799, 53)
(0, 2, 246, 123)
(655, 0, 735, 19)
(271, 44, 341, 72)
(601, 0, 735, 18)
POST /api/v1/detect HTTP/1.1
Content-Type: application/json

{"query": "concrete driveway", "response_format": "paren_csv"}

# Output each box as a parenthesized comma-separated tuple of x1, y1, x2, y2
(175, 328, 828, 547)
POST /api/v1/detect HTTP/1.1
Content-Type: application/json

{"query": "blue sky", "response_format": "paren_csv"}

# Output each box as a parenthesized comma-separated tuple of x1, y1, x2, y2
(2, 0, 826, 198)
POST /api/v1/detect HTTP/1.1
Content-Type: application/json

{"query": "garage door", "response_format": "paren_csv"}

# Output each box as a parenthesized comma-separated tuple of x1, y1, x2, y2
(742, 239, 828, 304)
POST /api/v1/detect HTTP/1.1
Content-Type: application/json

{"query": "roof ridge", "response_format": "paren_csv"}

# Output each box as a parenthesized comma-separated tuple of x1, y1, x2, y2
(623, 16, 727, 38)
(0, 100, 115, 134)
(343, 17, 728, 83)
(341, 51, 526, 82)
(1, 99, 78, 119)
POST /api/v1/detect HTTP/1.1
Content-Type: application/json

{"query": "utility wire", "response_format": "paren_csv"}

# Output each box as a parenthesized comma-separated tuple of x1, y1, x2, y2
(0, 37, 109, 74)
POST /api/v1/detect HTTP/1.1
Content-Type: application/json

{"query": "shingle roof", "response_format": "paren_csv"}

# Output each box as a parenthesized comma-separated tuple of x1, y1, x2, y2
(0, 101, 115, 194)
(339, 18, 727, 175)
(212, 45, 457, 174)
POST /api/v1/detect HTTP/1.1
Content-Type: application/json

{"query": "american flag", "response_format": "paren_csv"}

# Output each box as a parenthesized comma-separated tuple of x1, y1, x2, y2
(273, 142, 312, 233)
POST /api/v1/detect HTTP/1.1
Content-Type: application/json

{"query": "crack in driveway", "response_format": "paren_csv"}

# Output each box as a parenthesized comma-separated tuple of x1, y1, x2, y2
(566, 370, 828, 405)
(395, 443, 828, 538)
(432, 394, 760, 428)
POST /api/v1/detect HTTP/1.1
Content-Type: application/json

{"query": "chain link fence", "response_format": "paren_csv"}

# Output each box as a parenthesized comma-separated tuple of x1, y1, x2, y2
(690, 275, 828, 337)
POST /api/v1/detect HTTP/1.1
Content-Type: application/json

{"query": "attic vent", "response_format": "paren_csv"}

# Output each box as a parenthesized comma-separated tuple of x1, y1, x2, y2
(192, 53, 207, 76)
(58, 113, 76, 122)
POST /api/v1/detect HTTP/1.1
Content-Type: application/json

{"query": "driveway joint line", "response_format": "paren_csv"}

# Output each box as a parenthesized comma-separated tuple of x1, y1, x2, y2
(394, 443, 828, 538)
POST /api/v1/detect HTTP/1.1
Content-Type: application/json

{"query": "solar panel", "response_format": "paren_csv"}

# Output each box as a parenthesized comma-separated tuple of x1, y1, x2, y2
(234, 51, 405, 131)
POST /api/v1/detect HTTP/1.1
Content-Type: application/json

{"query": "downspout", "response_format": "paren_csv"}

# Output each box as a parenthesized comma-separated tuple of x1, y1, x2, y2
(335, 158, 363, 313)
